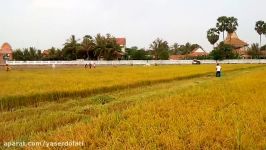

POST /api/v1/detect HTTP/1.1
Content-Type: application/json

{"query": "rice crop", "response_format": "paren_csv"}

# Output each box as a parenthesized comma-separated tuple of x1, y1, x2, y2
(0, 64, 261, 111)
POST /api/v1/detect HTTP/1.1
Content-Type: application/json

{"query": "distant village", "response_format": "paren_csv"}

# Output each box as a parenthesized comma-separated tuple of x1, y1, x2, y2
(1, 16, 266, 63)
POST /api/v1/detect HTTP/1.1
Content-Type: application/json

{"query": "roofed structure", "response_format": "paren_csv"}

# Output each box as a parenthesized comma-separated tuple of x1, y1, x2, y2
(224, 32, 249, 58)
(116, 38, 126, 52)
(224, 32, 248, 48)
(187, 47, 208, 57)
(0, 42, 13, 63)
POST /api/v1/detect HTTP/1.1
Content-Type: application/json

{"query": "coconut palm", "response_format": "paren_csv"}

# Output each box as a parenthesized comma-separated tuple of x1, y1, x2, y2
(216, 16, 228, 41)
(81, 35, 95, 60)
(150, 38, 169, 60)
(63, 35, 81, 60)
(255, 20, 265, 48)
(207, 28, 220, 48)
(94, 34, 106, 60)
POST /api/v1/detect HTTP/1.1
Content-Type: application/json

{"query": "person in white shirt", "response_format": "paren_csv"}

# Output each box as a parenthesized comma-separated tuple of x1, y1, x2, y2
(216, 63, 222, 77)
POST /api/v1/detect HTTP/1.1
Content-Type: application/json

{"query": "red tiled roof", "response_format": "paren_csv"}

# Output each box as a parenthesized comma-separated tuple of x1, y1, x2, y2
(116, 38, 126, 46)
(42, 50, 49, 56)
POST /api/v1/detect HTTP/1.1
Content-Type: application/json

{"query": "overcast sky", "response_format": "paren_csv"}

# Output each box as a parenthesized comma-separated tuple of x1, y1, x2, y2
(0, 0, 266, 51)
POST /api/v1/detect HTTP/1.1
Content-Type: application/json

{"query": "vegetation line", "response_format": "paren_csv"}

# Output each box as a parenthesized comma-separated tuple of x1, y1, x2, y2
(0, 65, 263, 111)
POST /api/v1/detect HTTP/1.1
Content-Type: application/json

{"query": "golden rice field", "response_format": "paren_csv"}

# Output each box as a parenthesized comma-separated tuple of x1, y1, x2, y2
(0, 64, 265, 149)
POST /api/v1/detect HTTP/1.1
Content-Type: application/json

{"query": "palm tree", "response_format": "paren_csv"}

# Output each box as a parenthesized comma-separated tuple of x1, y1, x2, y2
(216, 16, 228, 41)
(207, 28, 220, 48)
(63, 35, 81, 60)
(81, 35, 95, 60)
(226, 17, 238, 34)
(255, 21, 265, 48)
(150, 38, 169, 60)
(264, 23, 266, 37)
(247, 43, 260, 59)
(94, 34, 106, 60)
(171, 43, 179, 54)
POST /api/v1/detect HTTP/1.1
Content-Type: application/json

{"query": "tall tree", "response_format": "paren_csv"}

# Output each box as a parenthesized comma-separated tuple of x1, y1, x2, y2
(255, 20, 265, 48)
(216, 16, 228, 41)
(171, 43, 179, 54)
(81, 35, 95, 60)
(63, 35, 81, 60)
(207, 28, 220, 48)
(150, 38, 169, 60)
(226, 17, 238, 34)
(94, 34, 106, 60)
(94, 33, 120, 60)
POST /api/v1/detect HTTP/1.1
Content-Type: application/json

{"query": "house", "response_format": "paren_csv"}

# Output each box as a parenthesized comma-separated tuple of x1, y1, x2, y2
(224, 32, 249, 58)
(116, 38, 126, 52)
(187, 47, 208, 58)
(0, 42, 13, 64)
(169, 47, 208, 60)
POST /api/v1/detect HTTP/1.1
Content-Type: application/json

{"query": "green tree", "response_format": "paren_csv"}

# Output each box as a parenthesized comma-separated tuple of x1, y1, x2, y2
(216, 16, 228, 40)
(255, 20, 265, 48)
(94, 33, 120, 60)
(150, 38, 169, 60)
(13, 49, 24, 60)
(63, 35, 81, 60)
(29, 47, 37, 60)
(81, 35, 95, 60)
(247, 43, 260, 59)
(207, 28, 220, 48)
(226, 17, 238, 35)
(170, 43, 179, 54)
(210, 42, 237, 60)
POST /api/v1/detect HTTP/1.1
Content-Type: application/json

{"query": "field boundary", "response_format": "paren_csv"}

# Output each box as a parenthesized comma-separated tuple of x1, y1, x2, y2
(0, 65, 264, 111)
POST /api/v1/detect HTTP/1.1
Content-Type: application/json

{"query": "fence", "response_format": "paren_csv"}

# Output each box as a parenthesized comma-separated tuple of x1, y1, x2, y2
(5, 59, 266, 66)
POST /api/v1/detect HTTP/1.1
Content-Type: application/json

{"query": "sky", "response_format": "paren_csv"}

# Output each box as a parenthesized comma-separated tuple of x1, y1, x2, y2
(0, 0, 266, 52)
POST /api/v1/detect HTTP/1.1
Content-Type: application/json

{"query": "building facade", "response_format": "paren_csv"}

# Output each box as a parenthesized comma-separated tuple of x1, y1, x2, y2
(0, 42, 13, 64)
(116, 38, 126, 52)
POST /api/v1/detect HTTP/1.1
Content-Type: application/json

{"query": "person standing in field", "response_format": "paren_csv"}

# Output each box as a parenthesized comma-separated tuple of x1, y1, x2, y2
(216, 63, 222, 77)
(93, 63, 96, 68)
(5, 64, 10, 71)
(89, 63, 92, 69)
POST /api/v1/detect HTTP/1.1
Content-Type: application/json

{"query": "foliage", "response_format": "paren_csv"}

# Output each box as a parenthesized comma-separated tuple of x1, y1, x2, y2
(216, 16, 228, 40)
(210, 42, 238, 60)
(94, 34, 121, 60)
(255, 20, 266, 47)
(260, 44, 266, 50)
(207, 28, 220, 46)
(226, 17, 238, 34)
(126, 47, 149, 60)
(247, 43, 261, 58)
(81, 35, 95, 60)
(150, 38, 169, 60)
(13, 47, 42, 61)
(170, 42, 201, 55)
(62, 35, 82, 60)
